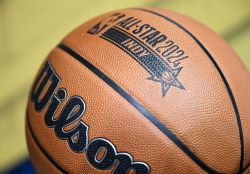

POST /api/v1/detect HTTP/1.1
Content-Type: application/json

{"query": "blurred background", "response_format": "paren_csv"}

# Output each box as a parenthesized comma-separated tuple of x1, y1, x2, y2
(0, 0, 249, 173)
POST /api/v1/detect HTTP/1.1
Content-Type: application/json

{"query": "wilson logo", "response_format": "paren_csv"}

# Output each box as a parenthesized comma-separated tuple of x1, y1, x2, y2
(30, 60, 150, 174)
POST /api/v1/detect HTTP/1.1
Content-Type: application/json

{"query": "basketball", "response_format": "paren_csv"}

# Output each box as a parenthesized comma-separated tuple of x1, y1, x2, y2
(26, 7, 250, 173)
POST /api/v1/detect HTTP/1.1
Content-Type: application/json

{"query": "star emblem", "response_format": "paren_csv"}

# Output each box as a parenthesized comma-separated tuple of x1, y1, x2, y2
(147, 67, 185, 97)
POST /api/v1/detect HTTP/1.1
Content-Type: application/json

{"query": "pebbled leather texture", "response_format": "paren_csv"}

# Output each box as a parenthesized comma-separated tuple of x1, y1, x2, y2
(26, 7, 250, 174)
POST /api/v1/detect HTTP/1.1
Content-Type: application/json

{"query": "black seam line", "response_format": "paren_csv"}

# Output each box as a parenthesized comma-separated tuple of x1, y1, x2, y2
(58, 44, 220, 174)
(26, 111, 68, 174)
(134, 8, 244, 173)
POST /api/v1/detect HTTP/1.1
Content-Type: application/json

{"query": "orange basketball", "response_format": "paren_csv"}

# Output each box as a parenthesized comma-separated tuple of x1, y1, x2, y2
(26, 7, 250, 173)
